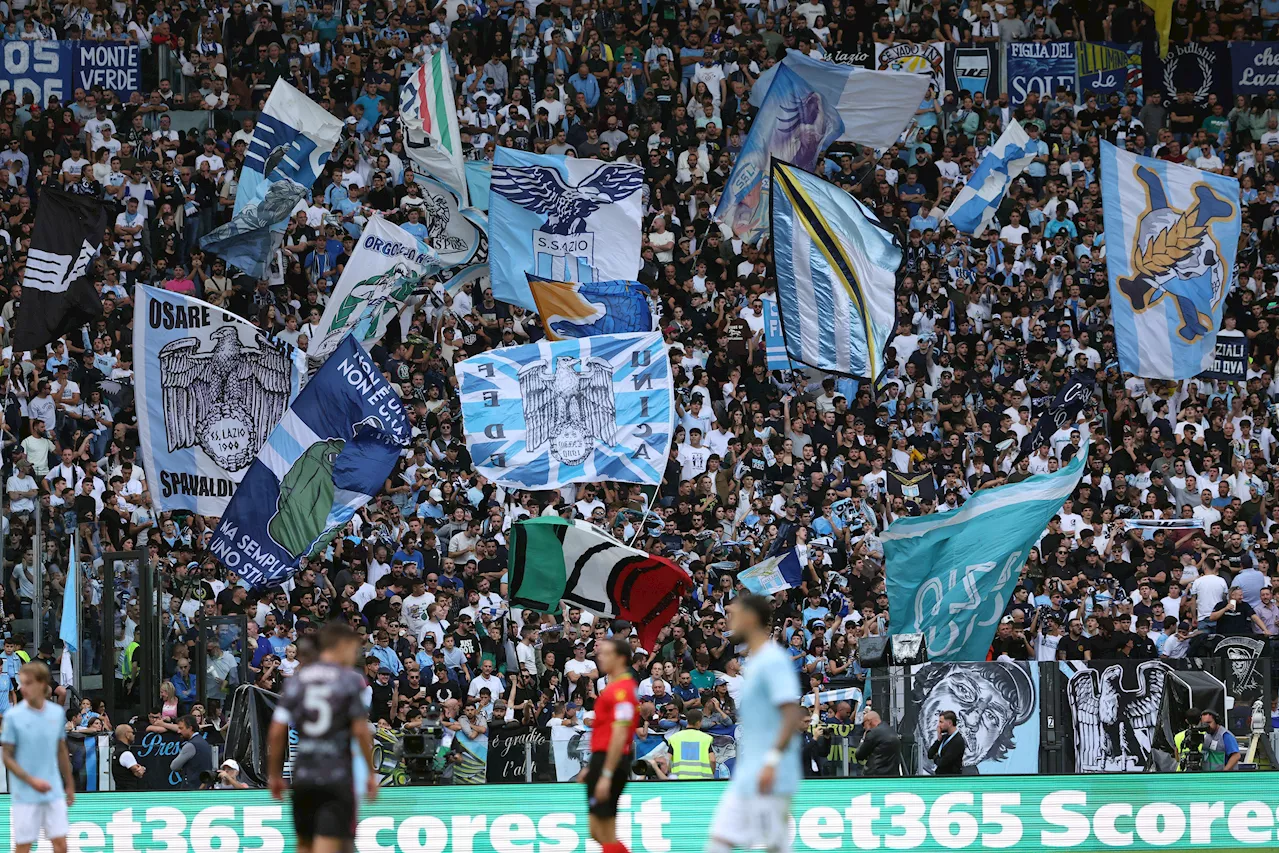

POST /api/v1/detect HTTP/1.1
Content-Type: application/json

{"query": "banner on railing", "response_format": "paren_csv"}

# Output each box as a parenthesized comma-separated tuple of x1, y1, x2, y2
(0, 40, 141, 102)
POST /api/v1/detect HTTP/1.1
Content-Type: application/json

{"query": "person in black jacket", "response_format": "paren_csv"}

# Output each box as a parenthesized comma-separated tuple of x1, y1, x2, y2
(855, 711, 902, 776)
(926, 710, 966, 776)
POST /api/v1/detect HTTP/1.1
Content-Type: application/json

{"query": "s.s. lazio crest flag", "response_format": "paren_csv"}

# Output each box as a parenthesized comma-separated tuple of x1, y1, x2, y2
(307, 215, 442, 365)
(718, 50, 930, 241)
(883, 440, 1090, 662)
(738, 549, 803, 596)
(489, 148, 644, 310)
(761, 294, 792, 371)
(456, 331, 673, 490)
(209, 336, 409, 588)
(771, 160, 900, 381)
(1100, 140, 1240, 380)
(134, 285, 308, 516)
(526, 275, 652, 341)
(944, 121, 1036, 236)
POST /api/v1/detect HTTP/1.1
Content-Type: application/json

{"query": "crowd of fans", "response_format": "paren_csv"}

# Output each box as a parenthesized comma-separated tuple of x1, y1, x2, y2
(0, 0, 1276, 781)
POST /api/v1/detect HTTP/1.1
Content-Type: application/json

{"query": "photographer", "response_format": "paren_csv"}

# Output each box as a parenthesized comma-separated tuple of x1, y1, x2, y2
(210, 759, 250, 789)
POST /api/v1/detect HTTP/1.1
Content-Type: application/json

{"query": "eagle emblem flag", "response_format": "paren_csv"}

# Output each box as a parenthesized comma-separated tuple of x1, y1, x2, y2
(210, 335, 408, 588)
(135, 286, 308, 515)
(1101, 140, 1240, 380)
(1066, 661, 1169, 772)
(489, 148, 643, 310)
(457, 331, 673, 490)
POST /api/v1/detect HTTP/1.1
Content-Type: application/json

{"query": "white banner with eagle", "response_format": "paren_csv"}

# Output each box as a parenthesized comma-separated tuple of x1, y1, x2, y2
(456, 331, 673, 490)
(135, 285, 308, 515)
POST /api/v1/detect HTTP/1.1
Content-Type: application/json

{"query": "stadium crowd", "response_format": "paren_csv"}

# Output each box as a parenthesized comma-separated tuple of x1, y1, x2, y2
(0, 0, 1276, 781)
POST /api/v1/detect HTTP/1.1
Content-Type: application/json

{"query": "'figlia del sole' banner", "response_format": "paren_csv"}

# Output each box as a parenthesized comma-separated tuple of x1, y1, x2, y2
(5, 776, 1277, 853)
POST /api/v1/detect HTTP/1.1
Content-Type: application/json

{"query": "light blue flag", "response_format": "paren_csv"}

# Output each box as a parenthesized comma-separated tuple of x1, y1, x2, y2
(944, 121, 1036, 236)
(200, 180, 309, 278)
(466, 160, 491, 212)
(718, 50, 930, 242)
(1101, 140, 1241, 380)
(209, 336, 409, 588)
(527, 275, 652, 341)
(134, 285, 308, 516)
(60, 536, 78, 654)
(883, 441, 1090, 662)
(456, 331, 673, 490)
(771, 160, 901, 381)
(738, 549, 803, 596)
(761, 294, 792, 371)
(489, 148, 644, 310)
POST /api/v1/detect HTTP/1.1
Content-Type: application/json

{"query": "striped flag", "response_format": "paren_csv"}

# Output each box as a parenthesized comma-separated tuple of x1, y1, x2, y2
(943, 120, 1036, 237)
(770, 160, 901, 382)
(402, 51, 467, 204)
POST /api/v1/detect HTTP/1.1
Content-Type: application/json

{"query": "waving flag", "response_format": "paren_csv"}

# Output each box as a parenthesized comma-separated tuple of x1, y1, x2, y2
(718, 50, 929, 242)
(1101, 140, 1240, 380)
(14, 186, 110, 353)
(401, 51, 468, 203)
(509, 516, 691, 650)
(456, 331, 673, 490)
(1017, 370, 1096, 462)
(489, 148, 644, 310)
(135, 286, 308, 515)
(527, 275, 652, 341)
(944, 120, 1036, 236)
(201, 180, 309, 278)
(761, 294, 792, 371)
(308, 215, 442, 365)
(884, 441, 1089, 662)
(771, 160, 901, 381)
(738, 549, 804, 596)
(209, 336, 409, 588)
(235, 79, 343, 216)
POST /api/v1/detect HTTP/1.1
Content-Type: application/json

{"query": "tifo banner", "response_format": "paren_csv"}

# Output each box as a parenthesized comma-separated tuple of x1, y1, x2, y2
(1, 778, 1275, 852)
(1146, 41, 1232, 107)
(875, 41, 946, 97)
(945, 43, 1000, 101)
(1007, 41, 1077, 105)
(1230, 42, 1279, 94)
(1076, 41, 1143, 100)
(0, 40, 140, 102)
(1062, 660, 1169, 773)
(135, 286, 308, 515)
(1199, 332, 1248, 381)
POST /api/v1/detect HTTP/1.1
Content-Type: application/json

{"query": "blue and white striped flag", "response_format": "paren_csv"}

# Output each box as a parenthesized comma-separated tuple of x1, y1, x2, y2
(761, 295, 792, 371)
(944, 121, 1036, 236)
(489, 148, 644, 310)
(456, 332, 673, 490)
(1101, 140, 1240, 380)
(771, 160, 900, 381)
(738, 549, 803, 596)
(884, 441, 1089, 662)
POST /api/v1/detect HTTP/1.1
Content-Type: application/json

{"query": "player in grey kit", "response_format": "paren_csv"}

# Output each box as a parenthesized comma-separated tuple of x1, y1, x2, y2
(268, 622, 377, 853)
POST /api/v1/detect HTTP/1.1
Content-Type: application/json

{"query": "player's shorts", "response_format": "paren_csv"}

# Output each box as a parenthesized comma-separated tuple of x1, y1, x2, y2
(291, 783, 357, 840)
(11, 798, 70, 846)
(584, 751, 628, 819)
(709, 791, 793, 853)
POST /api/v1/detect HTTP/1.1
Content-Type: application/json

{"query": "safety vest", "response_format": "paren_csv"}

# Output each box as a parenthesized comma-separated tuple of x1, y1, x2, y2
(121, 642, 140, 678)
(668, 729, 714, 780)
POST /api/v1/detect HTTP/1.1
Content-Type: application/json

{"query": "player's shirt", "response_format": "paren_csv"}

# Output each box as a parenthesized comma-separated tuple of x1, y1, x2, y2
(728, 641, 801, 797)
(589, 674, 638, 755)
(273, 662, 368, 787)
(0, 699, 67, 803)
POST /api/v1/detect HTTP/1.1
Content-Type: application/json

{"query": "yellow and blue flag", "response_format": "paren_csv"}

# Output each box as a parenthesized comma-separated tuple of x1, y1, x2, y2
(771, 160, 901, 382)
(527, 275, 652, 341)
(1101, 140, 1240, 380)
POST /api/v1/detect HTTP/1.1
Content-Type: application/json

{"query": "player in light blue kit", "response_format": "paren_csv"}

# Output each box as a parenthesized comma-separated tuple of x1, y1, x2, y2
(706, 593, 803, 853)
(1, 662, 76, 853)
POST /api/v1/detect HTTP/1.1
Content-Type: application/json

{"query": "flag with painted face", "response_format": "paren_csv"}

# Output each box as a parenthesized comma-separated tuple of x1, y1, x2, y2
(1101, 140, 1240, 380)
(489, 148, 644, 310)
(771, 160, 901, 381)
(456, 331, 673, 490)
(944, 120, 1037, 237)
(209, 336, 409, 588)
(526, 275, 652, 341)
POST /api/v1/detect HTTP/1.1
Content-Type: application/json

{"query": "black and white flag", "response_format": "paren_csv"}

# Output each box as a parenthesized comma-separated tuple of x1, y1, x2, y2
(14, 187, 110, 353)
(1017, 371, 1096, 463)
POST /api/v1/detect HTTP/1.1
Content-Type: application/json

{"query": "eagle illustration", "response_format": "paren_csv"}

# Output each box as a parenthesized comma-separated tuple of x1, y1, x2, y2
(1068, 661, 1167, 772)
(518, 355, 616, 465)
(159, 326, 294, 471)
(490, 164, 643, 234)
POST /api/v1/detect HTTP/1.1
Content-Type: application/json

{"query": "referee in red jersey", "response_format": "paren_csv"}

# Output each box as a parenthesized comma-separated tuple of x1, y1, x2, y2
(584, 637, 638, 853)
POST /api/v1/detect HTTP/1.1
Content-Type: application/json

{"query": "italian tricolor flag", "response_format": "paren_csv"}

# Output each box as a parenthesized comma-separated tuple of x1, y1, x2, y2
(402, 50, 467, 203)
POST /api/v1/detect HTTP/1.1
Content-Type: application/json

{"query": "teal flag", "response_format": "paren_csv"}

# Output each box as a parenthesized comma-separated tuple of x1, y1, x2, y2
(883, 442, 1089, 661)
